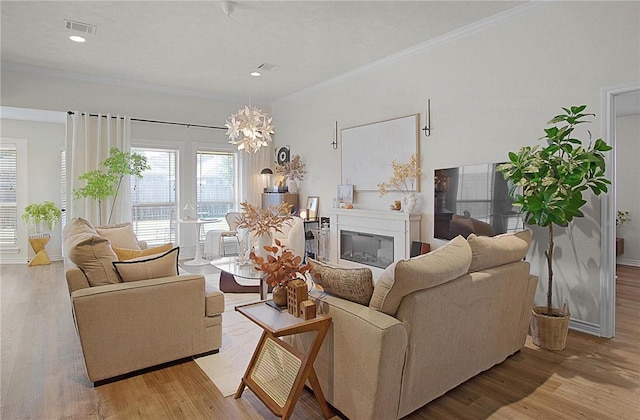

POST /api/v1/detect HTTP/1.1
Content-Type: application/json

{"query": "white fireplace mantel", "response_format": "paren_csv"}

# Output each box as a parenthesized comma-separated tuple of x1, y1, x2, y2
(327, 208, 422, 277)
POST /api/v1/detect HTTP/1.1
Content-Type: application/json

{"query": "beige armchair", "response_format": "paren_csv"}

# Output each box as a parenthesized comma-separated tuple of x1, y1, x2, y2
(63, 217, 223, 384)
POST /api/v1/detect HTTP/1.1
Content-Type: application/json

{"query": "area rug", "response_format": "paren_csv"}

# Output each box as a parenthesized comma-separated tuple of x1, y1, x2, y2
(195, 273, 264, 397)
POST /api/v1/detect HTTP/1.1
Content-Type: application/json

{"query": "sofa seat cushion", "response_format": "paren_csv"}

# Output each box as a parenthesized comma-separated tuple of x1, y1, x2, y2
(112, 247, 179, 282)
(63, 217, 120, 287)
(204, 284, 225, 317)
(113, 243, 173, 261)
(369, 235, 472, 315)
(467, 230, 532, 272)
(96, 222, 141, 250)
(308, 258, 375, 305)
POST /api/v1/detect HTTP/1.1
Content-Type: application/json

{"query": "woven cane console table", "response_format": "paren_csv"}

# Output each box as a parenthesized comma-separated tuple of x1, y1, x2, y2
(235, 301, 332, 419)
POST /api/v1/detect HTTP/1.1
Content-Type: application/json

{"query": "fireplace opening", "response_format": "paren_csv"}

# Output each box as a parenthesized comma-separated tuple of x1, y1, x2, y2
(340, 230, 394, 269)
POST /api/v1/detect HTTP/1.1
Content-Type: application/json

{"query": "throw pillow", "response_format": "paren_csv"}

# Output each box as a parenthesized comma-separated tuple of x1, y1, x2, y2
(369, 235, 472, 316)
(467, 229, 532, 272)
(96, 222, 141, 250)
(113, 243, 173, 261)
(63, 217, 120, 287)
(308, 258, 374, 305)
(112, 247, 180, 282)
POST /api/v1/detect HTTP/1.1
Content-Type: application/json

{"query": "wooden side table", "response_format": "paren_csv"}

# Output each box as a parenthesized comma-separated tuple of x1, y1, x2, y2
(235, 301, 332, 419)
(28, 234, 51, 266)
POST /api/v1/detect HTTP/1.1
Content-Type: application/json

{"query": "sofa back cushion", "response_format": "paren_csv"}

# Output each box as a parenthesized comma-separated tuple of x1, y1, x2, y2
(467, 229, 532, 272)
(96, 222, 141, 250)
(308, 258, 374, 305)
(369, 235, 472, 316)
(112, 247, 180, 282)
(63, 217, 120, 287)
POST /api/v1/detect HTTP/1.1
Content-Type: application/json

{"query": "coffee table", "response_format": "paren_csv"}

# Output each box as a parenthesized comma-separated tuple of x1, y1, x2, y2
(210, 256, 269, 300)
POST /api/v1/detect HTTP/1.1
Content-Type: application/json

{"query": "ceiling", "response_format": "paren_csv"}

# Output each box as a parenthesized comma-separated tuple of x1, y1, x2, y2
(1, 1, 529, 104)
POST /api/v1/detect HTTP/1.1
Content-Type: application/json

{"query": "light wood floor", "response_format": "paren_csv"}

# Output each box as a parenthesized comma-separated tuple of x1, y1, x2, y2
(1, 262, 638, 419)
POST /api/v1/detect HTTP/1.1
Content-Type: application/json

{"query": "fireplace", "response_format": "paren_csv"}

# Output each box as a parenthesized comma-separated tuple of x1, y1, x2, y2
(340, 230, 394, 269)
(328, 208, 422, 276)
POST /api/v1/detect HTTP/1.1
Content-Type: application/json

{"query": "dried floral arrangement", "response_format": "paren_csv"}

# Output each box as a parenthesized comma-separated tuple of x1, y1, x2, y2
(275, 154, 306, 182)
(377, 153, 421, 196)
(250, 239, 314, 287)
(236, 201, 293, 236)
(617, 210, 631, 226)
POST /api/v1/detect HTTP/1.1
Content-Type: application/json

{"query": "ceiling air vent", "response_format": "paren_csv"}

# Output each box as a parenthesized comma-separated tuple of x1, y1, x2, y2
(258, 63, 278, 72)
(64, 19, 97, 35)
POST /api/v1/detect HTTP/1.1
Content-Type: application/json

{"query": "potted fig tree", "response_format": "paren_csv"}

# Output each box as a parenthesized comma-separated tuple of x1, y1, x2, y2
(74, 147, 149, 225)
(498, 105, 612, 351)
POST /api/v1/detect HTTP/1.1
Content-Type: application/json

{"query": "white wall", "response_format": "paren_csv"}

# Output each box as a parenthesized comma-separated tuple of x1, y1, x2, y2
(0, 118, 66, 263)
(616, 114, 640, 266)
(271, 2, 640, 328)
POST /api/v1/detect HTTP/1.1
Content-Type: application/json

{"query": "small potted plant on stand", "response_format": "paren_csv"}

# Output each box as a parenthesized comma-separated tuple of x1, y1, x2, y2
(498, 105, 612, 351)
(22, 201, 62, 233)
(21, 201, 62, 266)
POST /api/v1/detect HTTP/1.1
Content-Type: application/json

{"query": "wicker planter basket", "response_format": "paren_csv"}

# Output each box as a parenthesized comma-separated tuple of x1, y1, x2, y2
(530, 306, 570, 351)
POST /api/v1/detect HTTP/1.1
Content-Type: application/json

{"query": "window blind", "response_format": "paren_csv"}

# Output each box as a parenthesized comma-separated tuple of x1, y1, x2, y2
(131, 148, 177, 246)
(0, 146, 18, 246)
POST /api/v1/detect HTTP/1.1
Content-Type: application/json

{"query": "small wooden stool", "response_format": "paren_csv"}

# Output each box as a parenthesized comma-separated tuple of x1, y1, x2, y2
(28, 234, 51, 266)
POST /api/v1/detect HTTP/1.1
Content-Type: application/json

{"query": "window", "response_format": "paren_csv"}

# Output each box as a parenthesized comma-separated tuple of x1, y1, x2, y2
(60, 150, 66, 229)
(196, 150, 237, 237)
(131, 148, 177, 246)
(0, 145, 18, 247)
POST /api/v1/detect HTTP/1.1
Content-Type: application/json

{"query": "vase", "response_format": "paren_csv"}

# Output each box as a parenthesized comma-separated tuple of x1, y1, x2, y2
(255, 232, 272, 259)
(272, 284, 288, 307)
(287, 179, 298, 193)
(403, 192, 417, 213)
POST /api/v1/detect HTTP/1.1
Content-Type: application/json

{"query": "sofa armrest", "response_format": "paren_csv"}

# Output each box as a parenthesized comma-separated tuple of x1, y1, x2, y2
(289, 290, 408, 420)
(71, 274, 209, 382)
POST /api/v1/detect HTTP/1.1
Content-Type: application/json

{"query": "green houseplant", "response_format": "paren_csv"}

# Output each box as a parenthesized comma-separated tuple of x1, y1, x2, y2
(21, 201, 62, 232)
(498, 105, 612, 350)
(74, 147, 150, 225)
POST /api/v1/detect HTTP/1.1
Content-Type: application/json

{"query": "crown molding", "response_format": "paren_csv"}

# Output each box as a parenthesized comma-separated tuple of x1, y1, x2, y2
(2, 62, 242, 104)
(273, 1, 547, 105)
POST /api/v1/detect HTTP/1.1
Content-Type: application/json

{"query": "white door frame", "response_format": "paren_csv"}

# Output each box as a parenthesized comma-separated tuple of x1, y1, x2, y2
(600, 84, 640, 338)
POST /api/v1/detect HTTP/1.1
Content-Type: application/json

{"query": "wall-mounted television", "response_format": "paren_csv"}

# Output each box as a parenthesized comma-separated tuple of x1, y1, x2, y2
(434, 163, 524, 240)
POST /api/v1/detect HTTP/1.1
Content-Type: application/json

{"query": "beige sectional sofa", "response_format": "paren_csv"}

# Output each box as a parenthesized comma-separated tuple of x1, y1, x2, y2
(297, 231, 537, 420)
(63, 217, 223, 384)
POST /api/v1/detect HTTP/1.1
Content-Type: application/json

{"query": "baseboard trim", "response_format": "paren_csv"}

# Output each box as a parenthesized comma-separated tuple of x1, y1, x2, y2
(616, 258, 640, 267)
(569, 318, 601, 337)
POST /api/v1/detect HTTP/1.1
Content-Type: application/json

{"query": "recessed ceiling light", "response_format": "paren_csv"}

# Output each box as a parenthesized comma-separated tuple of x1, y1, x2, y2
(250, 71, 261, 77)
(69, 35, 86, 43)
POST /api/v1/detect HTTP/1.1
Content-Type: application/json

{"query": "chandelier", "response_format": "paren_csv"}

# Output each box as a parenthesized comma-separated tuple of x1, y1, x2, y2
(225, 105, 275, 154)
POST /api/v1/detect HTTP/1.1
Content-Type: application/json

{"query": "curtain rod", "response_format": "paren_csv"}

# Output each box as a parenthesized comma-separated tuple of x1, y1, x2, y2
(67, 111, 226, 130)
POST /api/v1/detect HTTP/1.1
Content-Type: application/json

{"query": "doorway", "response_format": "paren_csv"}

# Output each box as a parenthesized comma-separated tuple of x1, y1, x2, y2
(600, 86, 640, 338)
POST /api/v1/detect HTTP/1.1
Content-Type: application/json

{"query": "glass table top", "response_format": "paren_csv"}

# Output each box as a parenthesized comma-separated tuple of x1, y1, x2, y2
(210, 256, 263, 280)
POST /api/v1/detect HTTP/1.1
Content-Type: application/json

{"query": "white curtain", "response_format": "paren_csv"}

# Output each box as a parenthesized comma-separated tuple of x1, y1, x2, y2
(243, 145, 272, 207)
(66, 112, 132, 226)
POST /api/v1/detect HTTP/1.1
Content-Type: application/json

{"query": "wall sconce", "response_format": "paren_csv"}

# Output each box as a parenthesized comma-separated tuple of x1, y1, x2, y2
(331, 121, 338, 150)
(422, 99, 431, 137)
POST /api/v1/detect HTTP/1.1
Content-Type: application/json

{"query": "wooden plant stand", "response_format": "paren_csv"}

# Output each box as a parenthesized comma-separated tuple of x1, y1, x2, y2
(28, 234, 51, 266)
(235, 301, 332, 419)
